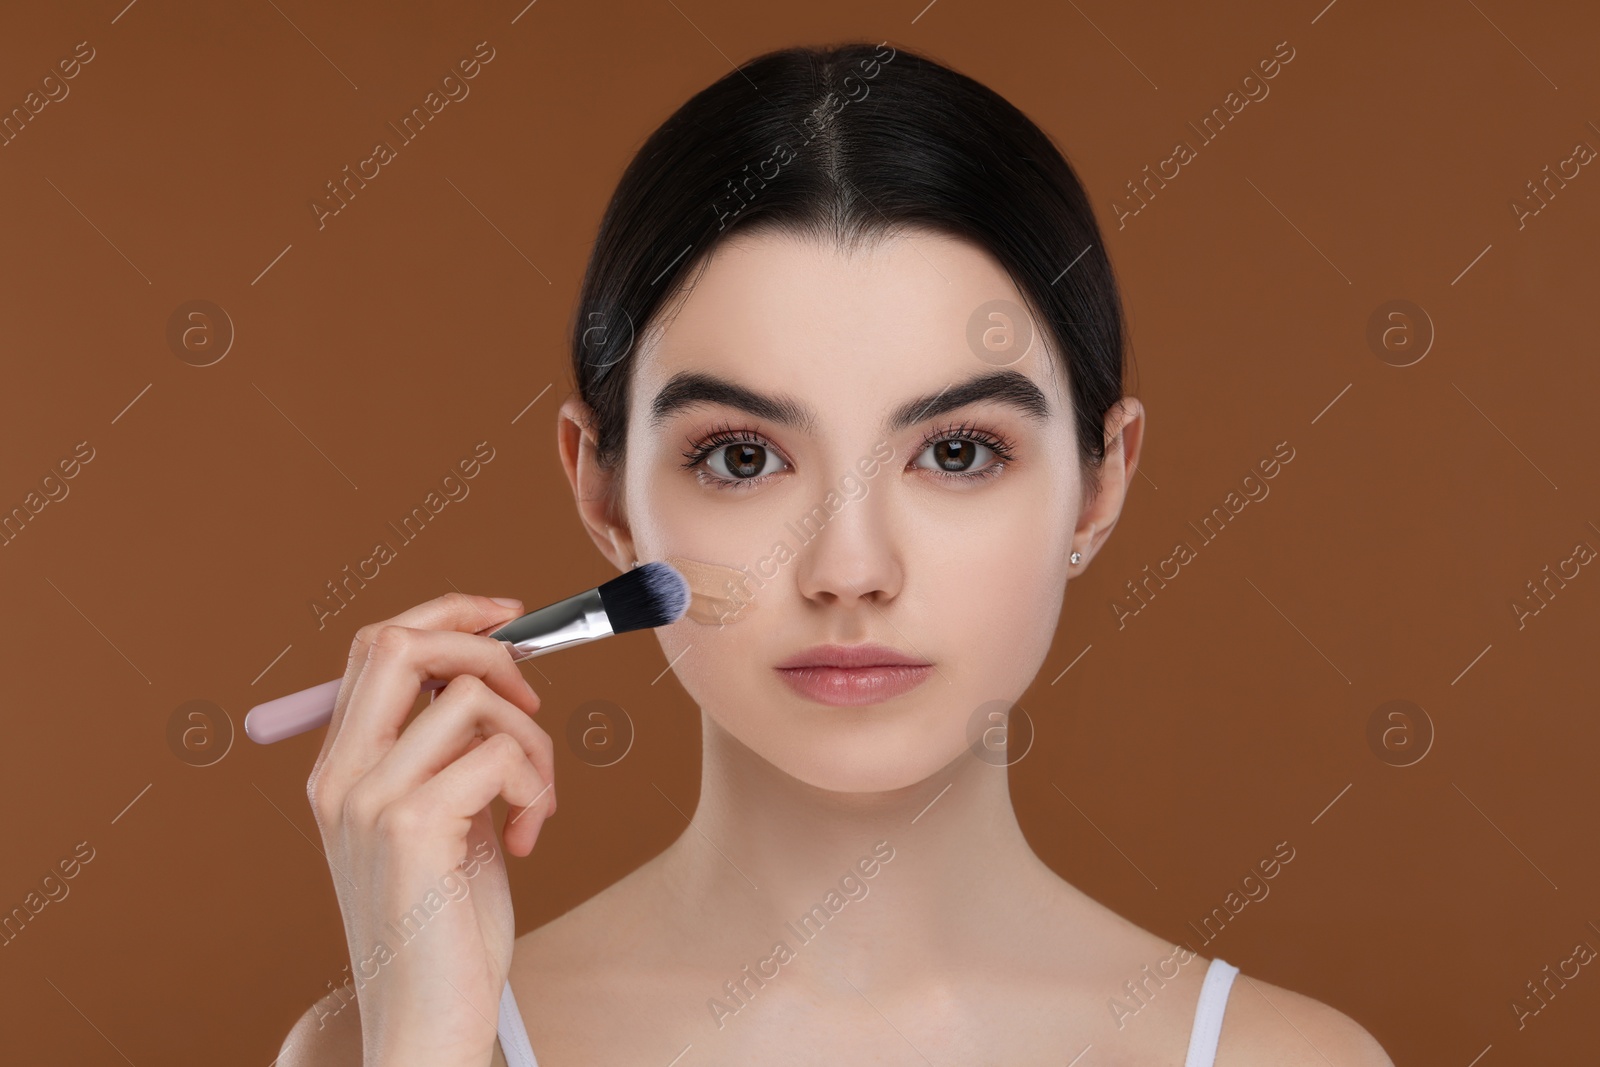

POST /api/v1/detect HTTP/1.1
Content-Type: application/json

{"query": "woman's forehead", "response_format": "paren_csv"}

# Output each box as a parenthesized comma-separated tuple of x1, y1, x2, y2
(631, 228, 1063, 414)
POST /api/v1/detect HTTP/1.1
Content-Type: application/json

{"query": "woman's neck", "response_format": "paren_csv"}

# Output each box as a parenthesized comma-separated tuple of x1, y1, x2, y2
(650, 711, 1069, 988)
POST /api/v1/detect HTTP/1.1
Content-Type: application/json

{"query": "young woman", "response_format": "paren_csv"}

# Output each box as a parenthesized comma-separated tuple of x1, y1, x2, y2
(277, 42, 1393, 1067)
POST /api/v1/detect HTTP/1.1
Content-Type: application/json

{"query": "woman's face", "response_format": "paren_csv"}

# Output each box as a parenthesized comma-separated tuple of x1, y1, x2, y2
(619, 226, 1085, 793)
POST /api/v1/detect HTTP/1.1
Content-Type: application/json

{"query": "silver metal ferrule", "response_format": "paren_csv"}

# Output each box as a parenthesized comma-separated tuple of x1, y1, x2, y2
(487, 587, 615, 661)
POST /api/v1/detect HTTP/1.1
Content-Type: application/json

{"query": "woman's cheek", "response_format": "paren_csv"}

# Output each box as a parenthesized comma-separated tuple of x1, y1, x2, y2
(959, 516, 1067, 689)
(655, 609, 761, 709)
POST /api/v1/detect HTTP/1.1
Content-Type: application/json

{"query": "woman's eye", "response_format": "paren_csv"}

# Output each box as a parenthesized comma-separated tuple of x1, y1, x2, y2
(704, 440, 786, 482)
(686, 428, 1008, 488)
(914, 436, 999, 474)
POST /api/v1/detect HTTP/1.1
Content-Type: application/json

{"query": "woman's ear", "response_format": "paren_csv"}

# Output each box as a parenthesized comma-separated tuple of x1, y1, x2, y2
(557, 393, 636, 571)
(1073, 397, 1145, 568)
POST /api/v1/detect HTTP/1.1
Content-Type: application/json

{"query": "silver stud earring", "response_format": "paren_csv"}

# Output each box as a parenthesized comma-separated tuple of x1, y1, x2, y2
(630, 559, 639, 569)
(1070, 550, 1083, 565)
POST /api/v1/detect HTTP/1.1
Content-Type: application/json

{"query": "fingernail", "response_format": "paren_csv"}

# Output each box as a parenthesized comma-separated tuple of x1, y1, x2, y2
(489, 596, 522, 608)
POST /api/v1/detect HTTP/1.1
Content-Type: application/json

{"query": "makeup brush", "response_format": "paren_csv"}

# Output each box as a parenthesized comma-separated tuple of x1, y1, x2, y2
(243, 562, 690, 745)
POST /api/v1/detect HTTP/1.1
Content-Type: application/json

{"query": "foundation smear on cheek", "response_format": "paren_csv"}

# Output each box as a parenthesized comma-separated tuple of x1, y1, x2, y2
(665, 555, 758, 626)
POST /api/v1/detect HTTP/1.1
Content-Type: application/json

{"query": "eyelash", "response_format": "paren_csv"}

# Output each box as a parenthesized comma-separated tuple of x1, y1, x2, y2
(678, 419, 1017, 491)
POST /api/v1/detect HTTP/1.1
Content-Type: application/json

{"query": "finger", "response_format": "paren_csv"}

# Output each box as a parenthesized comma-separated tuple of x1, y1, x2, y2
(325, 625, 540, 785)
(306, 591, 524, 840)
(315, 592, 523, 773)
(375, 732, 552, 865)
(352, 673, 555, 813)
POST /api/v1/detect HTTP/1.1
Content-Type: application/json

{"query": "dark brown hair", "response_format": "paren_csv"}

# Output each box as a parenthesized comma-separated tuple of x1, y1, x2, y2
(568, 41, 1132, 509)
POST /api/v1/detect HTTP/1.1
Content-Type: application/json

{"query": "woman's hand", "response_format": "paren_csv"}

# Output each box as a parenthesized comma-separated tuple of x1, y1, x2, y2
(304, 592, 555, 1067)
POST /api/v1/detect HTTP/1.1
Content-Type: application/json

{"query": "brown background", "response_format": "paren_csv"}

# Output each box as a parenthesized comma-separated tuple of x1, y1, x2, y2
(2, 0, 1597, 1063)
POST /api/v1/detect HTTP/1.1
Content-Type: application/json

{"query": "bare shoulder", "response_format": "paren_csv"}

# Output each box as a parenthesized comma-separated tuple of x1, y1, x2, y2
(272, 988, 363, 1067)
(510, 853, 673, 980)
(503, 857, 713, 1060)
(506, 869, 659, 999)
(1216, 969, 1393, 1066)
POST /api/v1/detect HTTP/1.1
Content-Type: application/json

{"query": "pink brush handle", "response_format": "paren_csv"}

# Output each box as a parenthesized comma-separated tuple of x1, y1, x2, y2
(244, 675, 449, 744)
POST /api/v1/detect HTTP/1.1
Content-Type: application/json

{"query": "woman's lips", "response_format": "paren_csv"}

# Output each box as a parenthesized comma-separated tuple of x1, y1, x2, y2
(775, 664, 934, 706)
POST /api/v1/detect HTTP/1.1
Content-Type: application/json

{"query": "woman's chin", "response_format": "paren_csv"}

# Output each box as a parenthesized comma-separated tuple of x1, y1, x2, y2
(718, 717, 975, 795)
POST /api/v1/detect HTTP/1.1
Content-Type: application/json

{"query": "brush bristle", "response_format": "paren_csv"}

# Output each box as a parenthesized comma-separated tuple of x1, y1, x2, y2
(595, 561, 691, 633)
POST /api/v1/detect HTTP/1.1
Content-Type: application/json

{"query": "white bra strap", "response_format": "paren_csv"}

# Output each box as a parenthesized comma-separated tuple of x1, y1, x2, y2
(1183, 958, 1239, 1067)
(497, 979, 540, 1067)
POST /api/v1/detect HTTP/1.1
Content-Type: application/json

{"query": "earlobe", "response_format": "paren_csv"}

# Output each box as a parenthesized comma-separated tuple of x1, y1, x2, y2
(1070, 521, 1097, 569)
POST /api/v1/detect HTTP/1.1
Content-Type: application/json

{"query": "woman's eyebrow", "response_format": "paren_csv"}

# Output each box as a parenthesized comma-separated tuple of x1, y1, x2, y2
(648, 369, 1050, 434)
